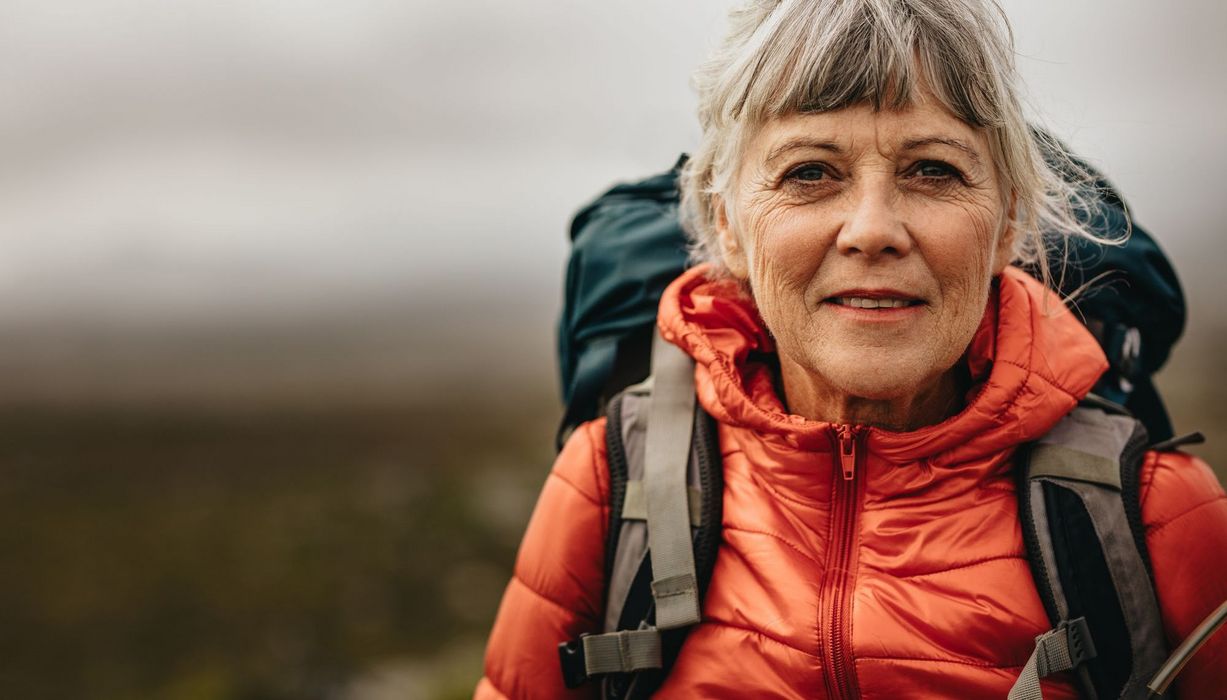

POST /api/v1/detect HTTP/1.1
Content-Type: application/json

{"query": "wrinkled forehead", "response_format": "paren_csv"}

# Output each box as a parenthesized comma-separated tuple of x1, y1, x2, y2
(744, 98, 994, 167)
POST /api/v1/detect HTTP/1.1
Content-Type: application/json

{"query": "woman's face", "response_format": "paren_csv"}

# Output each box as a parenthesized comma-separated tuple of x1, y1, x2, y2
(715, 97, 1014, 405)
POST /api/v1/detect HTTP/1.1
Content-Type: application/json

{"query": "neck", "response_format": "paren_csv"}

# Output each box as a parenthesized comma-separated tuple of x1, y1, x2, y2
(778, 357, 967, 432)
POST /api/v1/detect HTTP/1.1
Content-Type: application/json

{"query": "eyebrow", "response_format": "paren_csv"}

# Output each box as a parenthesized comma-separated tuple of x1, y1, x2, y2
(764, 138, 844, 165)
(900, 136, 983, 167)
(764, 135, 983, 168)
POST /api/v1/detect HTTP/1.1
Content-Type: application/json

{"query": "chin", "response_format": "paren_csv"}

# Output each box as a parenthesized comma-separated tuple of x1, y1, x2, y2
(816, 350, 937, 401)
(830, 375, 922, 402)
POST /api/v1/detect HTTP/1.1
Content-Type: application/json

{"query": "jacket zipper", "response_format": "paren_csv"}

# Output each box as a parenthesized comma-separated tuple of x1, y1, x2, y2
(823, 424, 864, 699)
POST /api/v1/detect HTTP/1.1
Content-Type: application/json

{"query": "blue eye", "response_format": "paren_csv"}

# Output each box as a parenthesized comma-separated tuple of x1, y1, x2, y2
(786, 164, 827, 181)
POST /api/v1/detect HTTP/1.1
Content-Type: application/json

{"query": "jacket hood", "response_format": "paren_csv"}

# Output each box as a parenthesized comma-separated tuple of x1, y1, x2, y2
(657, 264, 1109, 467)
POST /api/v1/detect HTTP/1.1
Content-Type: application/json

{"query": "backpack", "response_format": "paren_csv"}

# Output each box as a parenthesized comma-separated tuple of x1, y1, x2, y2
(554, 147, 1195, 698)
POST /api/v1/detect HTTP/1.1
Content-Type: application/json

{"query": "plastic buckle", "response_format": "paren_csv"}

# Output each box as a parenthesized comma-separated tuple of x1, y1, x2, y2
(558, 635, 590, 689)
(1065, 617, 1098, 668)
(1117, 326, 1141, 394)
(1036, 617, 1099, 678)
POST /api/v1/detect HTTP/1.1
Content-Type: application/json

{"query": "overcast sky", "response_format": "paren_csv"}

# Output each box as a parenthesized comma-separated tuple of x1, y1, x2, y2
(0, 0, 1223, 331)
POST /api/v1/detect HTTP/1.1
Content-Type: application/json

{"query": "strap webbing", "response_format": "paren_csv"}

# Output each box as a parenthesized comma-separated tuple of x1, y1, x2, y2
(581, 629, 663, 675)
(643, 330, 702, 630)
(1028, 444, 1121, 489)
(1009, 618, 1096, 700)
(621, 480, 702, 526)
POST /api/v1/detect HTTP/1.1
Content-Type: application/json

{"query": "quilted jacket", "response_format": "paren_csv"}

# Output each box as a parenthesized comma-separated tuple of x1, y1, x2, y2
(476, 265, 1227, 699)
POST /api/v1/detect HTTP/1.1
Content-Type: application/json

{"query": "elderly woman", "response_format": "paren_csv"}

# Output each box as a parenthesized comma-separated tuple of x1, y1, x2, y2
(477, 0, 1227, 698)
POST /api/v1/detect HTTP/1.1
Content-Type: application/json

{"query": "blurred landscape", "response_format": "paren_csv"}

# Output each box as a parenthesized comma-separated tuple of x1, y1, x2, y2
(1, 307, 1224, 700)
(1, 1, 1224, 698)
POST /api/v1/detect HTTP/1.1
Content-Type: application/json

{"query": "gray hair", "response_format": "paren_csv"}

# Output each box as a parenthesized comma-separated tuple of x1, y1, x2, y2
(679, 0, 1122, 290)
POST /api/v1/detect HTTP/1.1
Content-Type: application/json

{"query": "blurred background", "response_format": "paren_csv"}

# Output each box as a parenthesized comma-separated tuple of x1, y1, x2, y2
(1, 1, 1223, 698)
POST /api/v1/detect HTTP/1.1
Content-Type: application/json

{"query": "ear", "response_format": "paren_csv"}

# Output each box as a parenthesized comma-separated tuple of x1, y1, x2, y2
(991, 192, 1018, 275)
(713, 194, 750, 280)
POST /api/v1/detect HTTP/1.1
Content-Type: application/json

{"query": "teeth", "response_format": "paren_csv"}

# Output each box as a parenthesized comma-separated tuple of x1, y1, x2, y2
(840, 297, 912, 309)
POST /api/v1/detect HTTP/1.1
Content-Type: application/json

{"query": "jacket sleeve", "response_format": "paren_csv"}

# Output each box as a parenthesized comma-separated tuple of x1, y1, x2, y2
(475, 419, 610, 700)
(1141, 449, 1227, 696)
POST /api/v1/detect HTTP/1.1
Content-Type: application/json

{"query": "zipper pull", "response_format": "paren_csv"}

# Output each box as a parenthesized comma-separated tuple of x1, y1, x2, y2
(836, 425, 858, 481)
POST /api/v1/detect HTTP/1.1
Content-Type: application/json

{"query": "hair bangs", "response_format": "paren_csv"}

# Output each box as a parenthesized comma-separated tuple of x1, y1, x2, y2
(721, 0, 1008, 130)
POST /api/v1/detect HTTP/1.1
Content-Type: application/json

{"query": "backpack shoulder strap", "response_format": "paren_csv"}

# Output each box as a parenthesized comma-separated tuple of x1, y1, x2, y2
(558, 331, 723, 698)
(1012, 400, 1170, 700)
(641, 331, 704, 628)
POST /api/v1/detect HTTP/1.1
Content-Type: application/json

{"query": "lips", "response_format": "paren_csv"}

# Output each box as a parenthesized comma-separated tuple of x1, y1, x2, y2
(832, 297, 920, 309)
(823, 289, 925, 309)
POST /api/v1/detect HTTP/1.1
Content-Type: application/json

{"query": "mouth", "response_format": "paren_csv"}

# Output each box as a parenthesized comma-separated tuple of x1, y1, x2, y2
(823, 290, 926, 309)
(827, 296, 924, 309)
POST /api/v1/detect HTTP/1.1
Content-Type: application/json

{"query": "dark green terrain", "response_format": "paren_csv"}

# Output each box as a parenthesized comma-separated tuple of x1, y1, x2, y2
(0, 395, 557, 700)
(1, 329, 1222, 699)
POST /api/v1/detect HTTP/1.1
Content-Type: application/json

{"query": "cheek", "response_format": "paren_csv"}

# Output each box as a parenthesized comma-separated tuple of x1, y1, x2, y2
(743, 203, 829, 299)
(922, 205, 1002, 344)
(918, 199, 1001, 285)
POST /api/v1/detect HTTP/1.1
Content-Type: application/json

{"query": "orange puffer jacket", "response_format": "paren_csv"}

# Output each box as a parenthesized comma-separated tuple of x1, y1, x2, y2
(477, 266, 1227, 699)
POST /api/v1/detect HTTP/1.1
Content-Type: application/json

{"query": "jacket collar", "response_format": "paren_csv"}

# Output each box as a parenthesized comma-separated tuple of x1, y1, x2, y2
(657, 264, 1109, 467)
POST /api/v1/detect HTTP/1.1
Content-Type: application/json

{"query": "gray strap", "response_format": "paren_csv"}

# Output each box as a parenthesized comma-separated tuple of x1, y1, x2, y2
(581, 629, 663, 675)
(1009, 618, 1096, 700)
(1029, 408, 1137, 489)
(1059, 478, 1168, 696)
(1027, 480, 1071, 622)
(643, 330, 702, 630)
(1024, 407, 1168, 697)
(1029, 444, 1121, 489)
(621, 480, 702, 526)
(604, 392, 650, 633)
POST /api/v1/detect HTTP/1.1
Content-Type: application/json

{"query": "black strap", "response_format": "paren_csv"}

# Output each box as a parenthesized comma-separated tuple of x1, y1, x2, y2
(1149, 431, 1205, 452)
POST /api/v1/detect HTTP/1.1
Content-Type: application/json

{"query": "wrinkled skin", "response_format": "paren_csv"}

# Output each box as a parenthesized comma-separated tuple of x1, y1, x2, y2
(714, 95, 1015, 430)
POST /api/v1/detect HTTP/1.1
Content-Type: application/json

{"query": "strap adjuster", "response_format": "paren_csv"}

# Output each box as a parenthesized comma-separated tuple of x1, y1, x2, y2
(558, 634, 590, 689)
(558, 629, 665, 688)
(1065, 617, 1097, 668)
(1036, 617, 1098, 677)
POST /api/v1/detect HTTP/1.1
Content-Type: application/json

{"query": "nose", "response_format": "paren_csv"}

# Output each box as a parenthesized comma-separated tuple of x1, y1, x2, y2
(835, 183, 912, 259)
